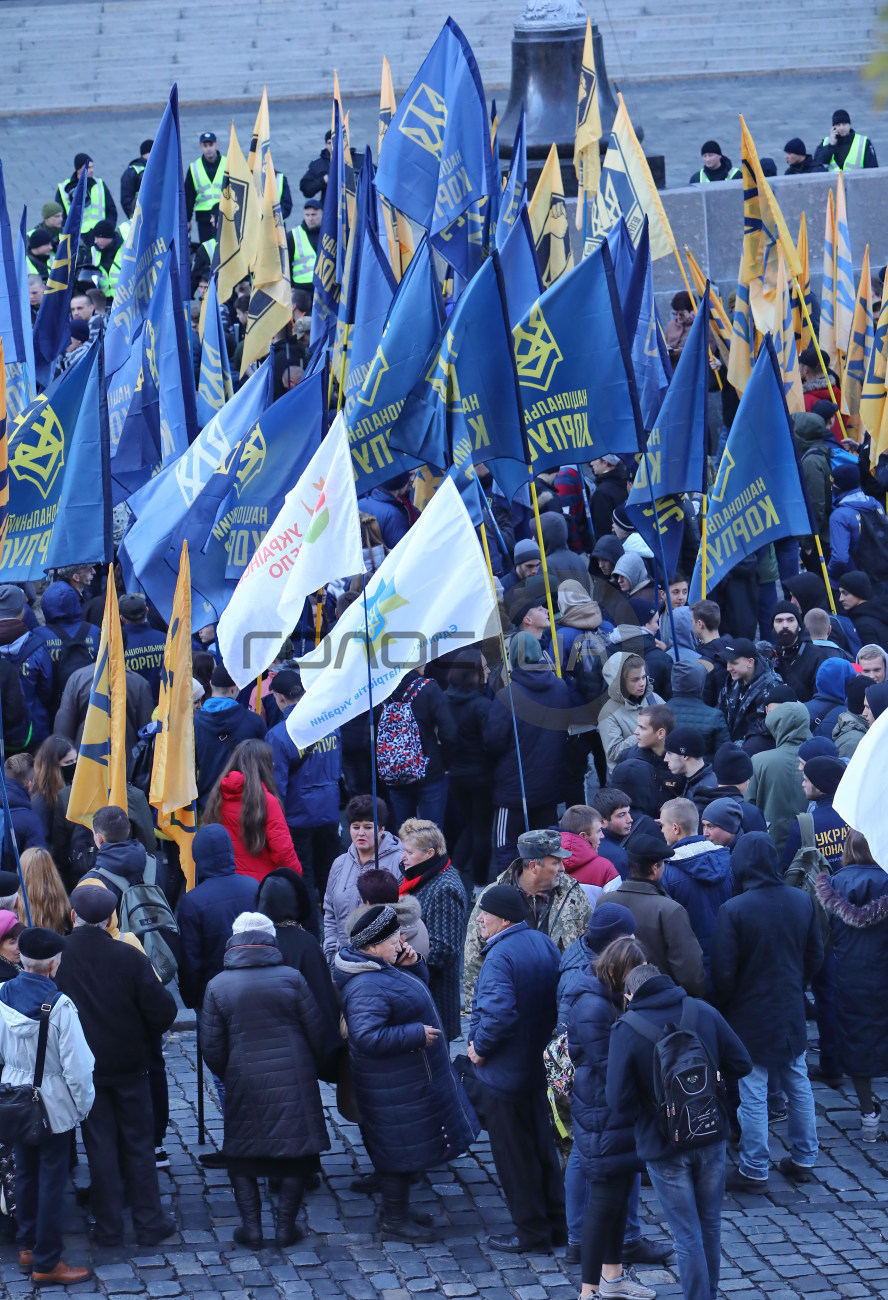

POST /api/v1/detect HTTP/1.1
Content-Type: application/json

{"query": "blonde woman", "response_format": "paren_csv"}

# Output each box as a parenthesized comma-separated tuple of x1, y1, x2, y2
(398, 819, 466, 1041)
(16, 848, 71, 934)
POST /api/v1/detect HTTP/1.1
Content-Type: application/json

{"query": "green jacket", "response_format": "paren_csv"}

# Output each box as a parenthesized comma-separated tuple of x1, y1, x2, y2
(746, 702, 811, 855)
(832, 710, 867, 759)
(792, 412, 832, 549)
(462, 864, 592, 1007)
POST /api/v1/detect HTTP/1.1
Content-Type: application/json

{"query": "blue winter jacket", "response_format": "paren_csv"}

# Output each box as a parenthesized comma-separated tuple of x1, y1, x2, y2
(3, 779, 47, 866)
(176, 825, 258, 1008)
(467, 921, 560, 1098)
(817, 863, 888, 1077)
(484, 665, 572, 807)
(267, 708, 341, 827)
(0, 624, 54, 746)
(558, 933, 596, 1020)
(780, 796, 849, 870)
(564, 966, 641, 1181)
(121, 623, 167, 701)
(806, 657, 857, 740)
(335, 947, 479, 1173)
(35, 583, 100, 675)
(358, 487, 413, 550)
(661, 835, 733, 984)
(828, 488, 888, 581)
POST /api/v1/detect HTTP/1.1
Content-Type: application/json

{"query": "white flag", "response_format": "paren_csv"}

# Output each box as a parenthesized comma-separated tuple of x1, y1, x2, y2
(216, 414, 363, 688)
(834, 706, 888, 873)
(286, 476, 496, 748)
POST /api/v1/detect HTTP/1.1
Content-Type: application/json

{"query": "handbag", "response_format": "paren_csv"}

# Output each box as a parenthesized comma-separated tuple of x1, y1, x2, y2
(0, 1002, 54, 1145)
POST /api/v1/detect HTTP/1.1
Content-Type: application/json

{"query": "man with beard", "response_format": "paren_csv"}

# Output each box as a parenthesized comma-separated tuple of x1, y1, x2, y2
(772, 602, 839, 704)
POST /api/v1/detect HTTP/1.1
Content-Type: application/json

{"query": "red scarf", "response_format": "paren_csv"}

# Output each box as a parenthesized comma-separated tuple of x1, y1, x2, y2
(398, 855, 452, 896)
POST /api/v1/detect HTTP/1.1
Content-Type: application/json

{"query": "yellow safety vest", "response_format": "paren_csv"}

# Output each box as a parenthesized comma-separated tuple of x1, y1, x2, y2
(57, 177, 108, 233)
(822, 133, 868, 171)
(697, 166, 741, 182)
(189, 155, 227, 211)
(291, 226, 316, 283)
(277, 174, 286, 202)
(201, 238, 217, 263)
(90, 241, 124, 297)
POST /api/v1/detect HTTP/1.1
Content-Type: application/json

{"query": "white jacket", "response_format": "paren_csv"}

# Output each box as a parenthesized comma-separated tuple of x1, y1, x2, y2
(0, 978, 94, 1132)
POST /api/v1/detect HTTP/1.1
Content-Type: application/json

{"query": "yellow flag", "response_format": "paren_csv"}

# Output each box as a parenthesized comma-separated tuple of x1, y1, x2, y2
(819, 187, 837, 365)
(241, 150, 292, 374)
(67, 571, 127, 829)
(735, 117, 794, 333)
(529, 144, 574, 288)
(775, 250, 804, 413)
(685, 247, 732, 363)
(377, 57, 414, 281)
(587, 95, 675, 261)
(861, 292, 888, 441)
(841, 244, 873, 426)
(217, 124, 260, 306)
(573, 18, 602, 230)
(150, 541, 198, 891)
(247, 87, 271, 189)
(791, 212, 814, 351)
(834, 173, 855, 355)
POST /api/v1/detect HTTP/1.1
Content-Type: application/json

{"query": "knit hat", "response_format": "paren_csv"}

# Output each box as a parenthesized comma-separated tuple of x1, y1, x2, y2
(611, 504, 635, 533)
(587, 902, 637, 950)
(231, 911, 276, 936)
(664, 727, 705, 759)
(349, 903, 400, 947)
(723, 636, 757, 661)
(865, 681, 888, 720)
(784, 137, 806, 156)
(0, 585, 26, 620)
(140, 139, 154, 155)
(811, 399, 838, 422)
(74, 152, 91, 170)
(92, 219, 115, 240)
(28, 228, 52, 250)
(833, 463, 860, 494)
(845, 674, 869, 716)
(513, 538, 541, 564)
(804, 756, 846, 799)
(210, 663, 235, 688)
(832, 109, 851, 125)
(41, 201, 63, 221)
(478, 884, 526, 923)
(509, 630, 543, 669)
(70, 883, 117, 924)
(701, 140, 721, 155)
(759, 157, 777, 177)
(838, 570, 872, 600)
(701, 798, 743, 834)
(765, 682, 798, 706)
(69, 319, 89, 343)
(0, 910, 20, 943)
(0, 872, 21, 897)
(712, 744, 753, 784)
(798, 736, 839, 763)
(18, 928, 66, 960)
(800, 344, 827, 370)
(628, 597, 658, 627)
(772, 599, 799, 622)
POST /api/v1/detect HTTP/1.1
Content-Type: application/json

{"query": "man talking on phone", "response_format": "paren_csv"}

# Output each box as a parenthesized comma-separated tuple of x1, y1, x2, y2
(814, 109, 878, 171)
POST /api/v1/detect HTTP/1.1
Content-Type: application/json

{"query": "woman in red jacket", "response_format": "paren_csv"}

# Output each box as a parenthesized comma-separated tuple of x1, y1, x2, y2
(203, 740, 302, 883)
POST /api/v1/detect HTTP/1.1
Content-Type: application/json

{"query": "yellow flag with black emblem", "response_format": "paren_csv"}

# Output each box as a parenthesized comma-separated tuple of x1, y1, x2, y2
(150, 539, 198, 890)
(574, 17, 602, 230)
(841, 244, 873, 427)
(378, 57, 415, 281)
(241, 150, 292, 374)
(217, 124, 259, 306)
(586, 95, 675, 261)
(529, 144, 574, 288)
(67, 569, 127, 828)
(247, 86, 271, 185)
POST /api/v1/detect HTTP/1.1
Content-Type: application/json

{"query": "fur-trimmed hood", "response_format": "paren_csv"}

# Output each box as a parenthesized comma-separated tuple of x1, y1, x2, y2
(816, 872, 888, 928)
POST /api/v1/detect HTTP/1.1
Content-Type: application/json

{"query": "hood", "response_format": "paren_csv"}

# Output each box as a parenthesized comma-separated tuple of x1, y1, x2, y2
(346, 830, 402, 872)
(41, 580, 85, 630)
(669, 606, 699, 659)
(731, 830, 782, 890)
(765, 701, 811, 746)
(813, 656, 857, 704)
(560, 965, 616, 1017)
(197, 698, 241, 730)
(5, 779, 32, 812)
(857, 644, 888, 674)
(539, 510, 569, 552)
(561, 831, 598, 875)
(221, 770, 247, 800)
(333, 943, 388, 986)
(0, 970, 59, 1022)
(837, 488, 880, 511)
(625, 971, 684, 1013)
(671, 656, 706, 695)
(834, 711, 867, 735)
(95, 837, 147, 887)
(193, 824, 236, 881)
(670, 836, 733, 882)
(612, 553, 650, 595)
(256, 867, 310, 925)
(817, 871, 888, 926)
(782, 572, 828, 616)
(222, 930, 283, 969)
(792, 411, 828, 447)
(609, 625, 655, 654)
(393, 893, 422, 925)
(604, 650, 645, 705)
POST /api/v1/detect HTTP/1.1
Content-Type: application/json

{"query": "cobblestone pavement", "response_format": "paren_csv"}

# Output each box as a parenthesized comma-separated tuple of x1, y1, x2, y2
(4, 1019, 888, 1298)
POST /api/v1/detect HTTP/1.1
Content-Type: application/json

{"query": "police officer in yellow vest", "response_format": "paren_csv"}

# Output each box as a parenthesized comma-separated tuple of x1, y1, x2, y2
(120, 139, 153, 219)
(54, 154, 117, 234)
(813, 109, 878, 171)
(689, 140, 741, 184)
(26, 228, 54, 281)
(186, 132, 227, 244)
(88, 220, 125, 299)
(288, 198, 321, 289)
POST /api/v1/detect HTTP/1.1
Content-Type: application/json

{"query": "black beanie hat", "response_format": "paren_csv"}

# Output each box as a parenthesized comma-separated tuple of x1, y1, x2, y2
(846, 674, 869, 715)
(804, 756, 846, 799)
(784, 137, 806, 156)
(210, 663, 235, 689)
(349, 904, 400, 947)
(140, 139, 154, 155)
(832, 109, 851, 126)
(478, 884, 527, 923)
(772, 600, 799, 622)
(701, 140, 721, 155)
(865, 681, 888, 720)
(92, 219, 115, 240)
(838, 570, 872, 600)
(712, 743, 753, 784)
(74, 152, 91, 170)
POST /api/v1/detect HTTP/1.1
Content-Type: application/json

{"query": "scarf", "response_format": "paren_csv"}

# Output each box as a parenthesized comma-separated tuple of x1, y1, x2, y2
(398, 853, 452, 895)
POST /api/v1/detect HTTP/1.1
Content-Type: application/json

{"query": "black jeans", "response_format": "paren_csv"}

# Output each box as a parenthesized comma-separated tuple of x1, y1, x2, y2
(450, 778, 494, 887)
(147, 1035, 169, 1147)
(484, 1086, 565, 1246)
(81, 1072, 166, 1241)
(15, 1129, 71, 1271)
(580, 1171, 635, 1285)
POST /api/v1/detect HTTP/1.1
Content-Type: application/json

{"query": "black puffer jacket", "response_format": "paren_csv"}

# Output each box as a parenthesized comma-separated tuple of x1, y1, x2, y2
(201, 930, 331, 1159)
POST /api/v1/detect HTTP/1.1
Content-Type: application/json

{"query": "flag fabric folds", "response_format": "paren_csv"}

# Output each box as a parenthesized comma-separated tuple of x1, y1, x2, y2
(792, 212, 814, 352)
(0, 165, 33, 418)
(834, 703, 888, 873)
(32, 166, 87, 387)
(217, 414, 364, 688)
(377, 57, 415, 281)
(496, 108, 527, 250)
(528, 144, 573, 289)
(217, 125, 260, 307)
(774, 250, 804, 414)
(820, 187, 838, 366)
(14, 211, 36, 400)
(684, 245, 732, 363)
(196, 276, 234, 428)
(0, 342, 8, 560)
(587, 95, 676, 261)
(861, 293, 888, 444)
(285, 476, 496, 748)
(311, 101, 348, 352)
(241, 151, 291, 374)
(689, 338, 811, 604)
(820, 175, 854, 363)
(842, 245, 873, 424)
(67, 571, 127, 829)
(574, 17, 602, 229)
(150, 540, 198, 891)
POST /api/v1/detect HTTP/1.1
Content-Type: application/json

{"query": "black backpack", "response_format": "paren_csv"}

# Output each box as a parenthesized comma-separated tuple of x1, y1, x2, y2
(857, 508, 888, 584)
(624, 999, 726, 1150)
(53, 623, 96, 710)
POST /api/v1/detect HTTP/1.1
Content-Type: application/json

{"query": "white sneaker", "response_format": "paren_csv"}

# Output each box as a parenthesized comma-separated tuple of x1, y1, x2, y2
(599, 1273, 657, 1300)
(861, 1103, 881, 1143)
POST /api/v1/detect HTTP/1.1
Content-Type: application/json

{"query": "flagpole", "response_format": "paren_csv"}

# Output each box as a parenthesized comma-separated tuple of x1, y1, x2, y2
(792, 275, 849, 442)
(642, 456, 680, 660)
(0, 694, 31, 926)
(360, 570, 381, 871)
(480, 523, 529, 835)
(676, 251, 722, 391)
(701, 495, 709, 599)
(254, 674, 263, 714)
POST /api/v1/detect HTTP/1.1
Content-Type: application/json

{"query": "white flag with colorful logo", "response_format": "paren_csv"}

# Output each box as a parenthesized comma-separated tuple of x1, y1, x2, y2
(216, 413, 363, 688)
(286, 476, 496, 748)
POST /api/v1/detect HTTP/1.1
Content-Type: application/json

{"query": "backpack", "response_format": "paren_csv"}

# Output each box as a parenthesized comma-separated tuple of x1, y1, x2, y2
(784, 811, 833, 951)
(376, 677, 429, 786)
(544, 1026, 575, 1100)
(856, 508, 888, 584)
(93, 856, 179, 984)
(624, 998, 725, 1150)
(129, 722, 161, 797)
(53, 623, 96, 710)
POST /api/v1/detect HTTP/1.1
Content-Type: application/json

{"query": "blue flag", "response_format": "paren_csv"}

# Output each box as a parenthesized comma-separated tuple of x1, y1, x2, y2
(513, 240, 642, 473)
(33, 166, 87, 387)
(388, 249, 528, 501)
(121, 359, 274, 625)
(345, 235, 443, 495)
(15, 212, 36, 399)
(2, 340, 111, 580)
(376, 19, 494, 251)
(498, 203, 542, 327)
(689, 336, 811, 604)
(311, 102, 348, 354)
(625, 298, 709, 578)
(620, 220, 671, 431)
(0, 163, 30, 418)
(104, 86, 190, 376)
(496, 109, 526, 250)
(196, 276, 233, 429)
(606, 217, 637, 305)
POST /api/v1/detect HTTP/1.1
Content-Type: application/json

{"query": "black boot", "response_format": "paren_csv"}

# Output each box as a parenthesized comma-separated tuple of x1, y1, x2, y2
(274, 1177, 305, 1248)
(230, 1174, 263, 1248)
(378, 1174, 434, 1243)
